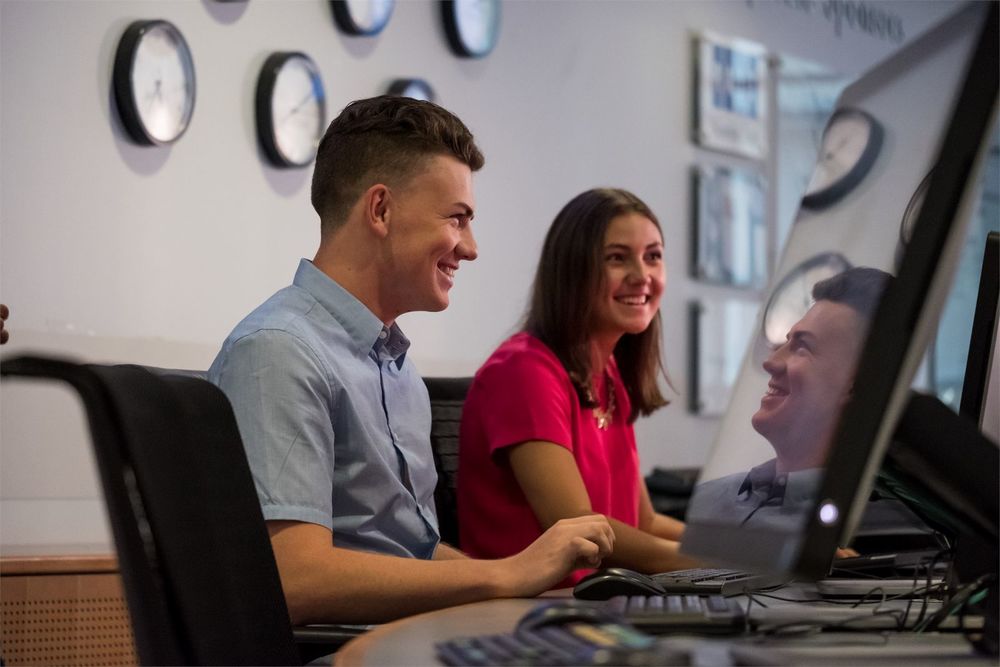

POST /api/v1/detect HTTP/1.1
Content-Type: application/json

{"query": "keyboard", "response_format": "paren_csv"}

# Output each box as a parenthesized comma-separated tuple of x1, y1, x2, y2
(436, 619, 665, 666)
(606, 593, 746, 635)
(651, 567, 788, 595)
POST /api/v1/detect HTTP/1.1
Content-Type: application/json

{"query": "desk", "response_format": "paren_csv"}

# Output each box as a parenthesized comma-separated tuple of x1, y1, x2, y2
(335, 587, 992, 666)
(0, 545, 137, 666)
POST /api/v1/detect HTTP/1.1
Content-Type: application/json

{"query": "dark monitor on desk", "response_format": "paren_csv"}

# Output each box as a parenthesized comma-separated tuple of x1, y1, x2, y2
(959, 231, 999, 428)
(681, 2, 998, 581)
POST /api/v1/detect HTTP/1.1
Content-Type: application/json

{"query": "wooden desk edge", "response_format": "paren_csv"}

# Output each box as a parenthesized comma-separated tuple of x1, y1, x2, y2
(335, 598, 543, 666)
(1, 552, 118, 576)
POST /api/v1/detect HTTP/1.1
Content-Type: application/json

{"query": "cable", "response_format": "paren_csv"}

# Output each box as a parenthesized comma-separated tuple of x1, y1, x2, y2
(916, 574, 995, 633)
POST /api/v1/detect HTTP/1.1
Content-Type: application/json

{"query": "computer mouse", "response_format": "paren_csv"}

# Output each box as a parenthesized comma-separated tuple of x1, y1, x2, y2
(573, 567, 667, 600)
(515, 600, 625, 634)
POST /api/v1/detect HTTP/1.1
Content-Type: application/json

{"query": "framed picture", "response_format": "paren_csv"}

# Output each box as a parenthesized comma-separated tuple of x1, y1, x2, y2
(693, 32, 769, 159)
(691, 164, 767, 288)
(688, 299, 760, 416)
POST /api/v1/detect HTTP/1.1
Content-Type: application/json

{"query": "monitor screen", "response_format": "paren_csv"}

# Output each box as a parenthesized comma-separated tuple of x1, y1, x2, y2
(959, 231, 999, 429)
(681, 2, 998, 579)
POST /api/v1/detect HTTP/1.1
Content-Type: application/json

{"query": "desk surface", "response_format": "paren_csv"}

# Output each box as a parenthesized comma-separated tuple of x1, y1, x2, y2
(336, 598, 538, 666)
(335, 588, 992, 666)
(0, 544, 117, 575)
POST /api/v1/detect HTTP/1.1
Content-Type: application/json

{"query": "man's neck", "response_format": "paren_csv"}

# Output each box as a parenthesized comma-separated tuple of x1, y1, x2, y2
(313, 238, 397, 327)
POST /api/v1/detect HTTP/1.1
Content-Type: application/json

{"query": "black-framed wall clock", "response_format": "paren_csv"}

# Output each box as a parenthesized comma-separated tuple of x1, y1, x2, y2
(331, 0, 394, 35)
(441, 0, 500, 58)
(801, 108, 883, 210)
(762, 252, 851, 346)
(112, 19, 196, 145)
(387, 78, 435, 102)
(255, 52, 326, 168)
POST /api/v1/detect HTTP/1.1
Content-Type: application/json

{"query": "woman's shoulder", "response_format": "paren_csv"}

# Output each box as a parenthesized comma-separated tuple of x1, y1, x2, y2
(477, 332, 568, 382)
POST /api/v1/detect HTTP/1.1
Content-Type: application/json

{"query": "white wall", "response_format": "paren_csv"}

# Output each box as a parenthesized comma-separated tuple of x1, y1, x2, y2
(0, 0, 962, 547)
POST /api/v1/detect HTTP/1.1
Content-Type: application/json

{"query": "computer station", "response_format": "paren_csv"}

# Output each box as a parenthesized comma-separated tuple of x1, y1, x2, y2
(0, 2, 997, 666)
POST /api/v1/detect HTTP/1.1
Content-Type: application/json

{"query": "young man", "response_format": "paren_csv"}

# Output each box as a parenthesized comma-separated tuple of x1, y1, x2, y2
(688, 268, 894, 529)
(209, 96, 613, 625)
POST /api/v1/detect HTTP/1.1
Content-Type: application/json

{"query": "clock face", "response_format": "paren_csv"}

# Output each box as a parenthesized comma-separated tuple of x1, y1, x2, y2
(387, 78, 435, 102)
(113, 20, 196, 145)
(332, 0, 395, 35)
(762, 253, 851, 346)
(255, 52, 326, 168)
(442, 0, 500, 58)
(801, 108, 883, 210)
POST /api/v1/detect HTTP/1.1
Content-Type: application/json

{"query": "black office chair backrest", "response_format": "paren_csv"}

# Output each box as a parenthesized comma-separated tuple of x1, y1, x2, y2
(1, 355, 301, 666)
(422, 377, 472, 548)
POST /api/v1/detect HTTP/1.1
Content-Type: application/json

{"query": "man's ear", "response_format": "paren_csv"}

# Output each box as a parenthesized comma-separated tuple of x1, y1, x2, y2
(363, 183, 391, 239)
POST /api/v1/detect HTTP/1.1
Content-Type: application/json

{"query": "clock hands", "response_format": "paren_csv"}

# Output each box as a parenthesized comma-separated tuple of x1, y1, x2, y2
(280, 91, 316, 125)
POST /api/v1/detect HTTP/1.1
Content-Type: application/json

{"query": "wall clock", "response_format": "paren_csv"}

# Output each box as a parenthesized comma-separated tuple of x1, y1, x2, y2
(112, 19, 196, 145)
(387, 78, 435, 102)
(441, 0, 500, 58)
(762, 252, 851, 346)
(331, 0, 394, 36)
(255, 52, 326, 168)
(801, 108, 883, 210)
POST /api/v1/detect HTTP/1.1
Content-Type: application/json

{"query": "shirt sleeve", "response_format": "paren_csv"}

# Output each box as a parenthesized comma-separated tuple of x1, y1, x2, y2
(211, 329, 337, 530)
(472, 345, 576, 456)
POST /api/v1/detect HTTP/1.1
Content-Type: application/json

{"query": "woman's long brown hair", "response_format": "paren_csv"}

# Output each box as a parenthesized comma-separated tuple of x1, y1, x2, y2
(523, 188, 671, 422)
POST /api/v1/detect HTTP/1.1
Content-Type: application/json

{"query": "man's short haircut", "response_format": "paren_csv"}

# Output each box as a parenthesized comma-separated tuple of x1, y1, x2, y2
(812, 267, 893, 320)
(310, 95, 484, 235)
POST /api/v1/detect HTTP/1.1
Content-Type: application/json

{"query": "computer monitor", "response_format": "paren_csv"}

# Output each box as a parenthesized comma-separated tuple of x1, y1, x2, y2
(681, 2, 998, 581)
(959, 231, 999, 428)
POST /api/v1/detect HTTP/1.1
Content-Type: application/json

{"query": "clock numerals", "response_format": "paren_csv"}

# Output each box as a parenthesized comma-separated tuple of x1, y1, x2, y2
(113, 20, 196, 146)
(256, 52, 326, 168)
(801, 108, 883, 210)
(442, 0, 500, 58)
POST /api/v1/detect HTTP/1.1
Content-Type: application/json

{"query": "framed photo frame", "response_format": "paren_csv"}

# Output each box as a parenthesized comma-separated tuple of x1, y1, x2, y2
(693, 32, 769, 159)
(691, 164, 767, 288)
(688, 299, 760, 416)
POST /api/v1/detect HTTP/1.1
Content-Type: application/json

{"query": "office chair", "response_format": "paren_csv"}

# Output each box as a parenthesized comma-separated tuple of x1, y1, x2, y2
(422, 377, 472, 548)
(0, 355, 363, 666)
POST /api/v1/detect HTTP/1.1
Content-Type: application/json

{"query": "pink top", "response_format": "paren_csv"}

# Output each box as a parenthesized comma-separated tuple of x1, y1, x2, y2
(457, 332, 640, 587)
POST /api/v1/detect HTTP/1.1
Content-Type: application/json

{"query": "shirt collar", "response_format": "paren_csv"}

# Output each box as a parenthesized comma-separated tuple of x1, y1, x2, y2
(292, 259, 410, 366)
(738, 458, 823, 505)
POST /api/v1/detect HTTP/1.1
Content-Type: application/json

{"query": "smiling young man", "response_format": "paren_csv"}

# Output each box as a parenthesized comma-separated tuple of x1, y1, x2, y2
(688, 267, 893, 530)
(209, 97, 614, 625)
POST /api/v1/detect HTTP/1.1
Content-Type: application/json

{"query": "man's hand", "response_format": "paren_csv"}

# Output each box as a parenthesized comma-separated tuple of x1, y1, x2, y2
(495, 514, 614, 596)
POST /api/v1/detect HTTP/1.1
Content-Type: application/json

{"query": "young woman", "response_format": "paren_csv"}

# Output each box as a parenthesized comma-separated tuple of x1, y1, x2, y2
(457, 188, 696, 586)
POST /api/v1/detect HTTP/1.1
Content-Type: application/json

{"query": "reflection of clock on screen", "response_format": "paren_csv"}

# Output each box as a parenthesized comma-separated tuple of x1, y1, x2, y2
(894, 167, 935, 269)
(801, 108, 883, 210)
(762, 253, 851, 346)
(900, 168, 935, 246)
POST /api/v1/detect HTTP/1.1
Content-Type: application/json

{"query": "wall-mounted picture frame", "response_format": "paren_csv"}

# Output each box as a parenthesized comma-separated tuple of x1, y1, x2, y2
(693, 32, 769, 160)
(691, 164, 767, 288)
(688, 299, 760, 417)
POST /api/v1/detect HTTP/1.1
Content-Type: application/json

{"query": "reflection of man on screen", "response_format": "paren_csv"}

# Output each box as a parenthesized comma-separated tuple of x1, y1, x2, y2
(691, 268, 891, 529)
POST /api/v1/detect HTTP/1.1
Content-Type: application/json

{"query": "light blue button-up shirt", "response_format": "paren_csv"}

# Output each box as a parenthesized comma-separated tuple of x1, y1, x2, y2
(209, 259, 440, 559)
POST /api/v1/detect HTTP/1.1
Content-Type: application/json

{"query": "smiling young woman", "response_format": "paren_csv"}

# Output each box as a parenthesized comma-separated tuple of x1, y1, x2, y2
(457, 188, 698, 587)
